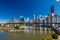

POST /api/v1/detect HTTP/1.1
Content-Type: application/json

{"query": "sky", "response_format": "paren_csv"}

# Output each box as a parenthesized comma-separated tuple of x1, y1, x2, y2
(0, 0, 60, 23)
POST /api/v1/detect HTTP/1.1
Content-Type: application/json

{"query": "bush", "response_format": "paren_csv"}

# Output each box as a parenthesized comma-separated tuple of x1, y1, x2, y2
(43, 38, 46, 40)
(15, 24, 22, 29)
(43, 36, 52, 40)
(52, 33, 58, 39)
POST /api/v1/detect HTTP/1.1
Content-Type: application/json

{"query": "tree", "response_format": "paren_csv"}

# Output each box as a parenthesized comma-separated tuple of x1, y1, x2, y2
(52, 33, 58, 39)
(15, 24, 22, 29)
(9, 24, 13, 27)
(43, 36, 52, 40)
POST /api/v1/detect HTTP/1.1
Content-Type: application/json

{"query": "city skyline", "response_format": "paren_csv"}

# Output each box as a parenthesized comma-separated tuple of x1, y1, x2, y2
(0, 0, 60, 23)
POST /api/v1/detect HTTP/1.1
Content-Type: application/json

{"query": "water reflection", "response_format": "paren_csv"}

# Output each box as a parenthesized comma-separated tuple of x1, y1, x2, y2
(0, 31, 8, 40)
(0, 29, 53, 40)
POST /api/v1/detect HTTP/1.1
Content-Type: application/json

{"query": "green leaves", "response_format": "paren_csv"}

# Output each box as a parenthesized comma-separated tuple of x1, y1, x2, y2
(52, 33, 58, 39)
(43, 36, 52, 40)
(15, 24, 22, 29)
(16, 24, 22, 27)
(9, 24, 13, 27)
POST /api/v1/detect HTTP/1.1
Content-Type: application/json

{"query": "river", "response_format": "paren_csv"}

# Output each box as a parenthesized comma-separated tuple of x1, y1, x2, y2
(0, 29, 53, 40)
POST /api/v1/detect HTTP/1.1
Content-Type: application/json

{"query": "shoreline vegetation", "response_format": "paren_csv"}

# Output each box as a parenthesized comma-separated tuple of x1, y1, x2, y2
(0, 26, 26, 32)
(0, 24, 26, 31)
(0, 26, 26, 31)
(0, 26, 52, 32)
(0, 24, 52, 32)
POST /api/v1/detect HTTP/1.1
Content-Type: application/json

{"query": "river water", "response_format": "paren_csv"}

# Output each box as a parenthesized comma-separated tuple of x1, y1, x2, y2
(0, 29, 53, 40)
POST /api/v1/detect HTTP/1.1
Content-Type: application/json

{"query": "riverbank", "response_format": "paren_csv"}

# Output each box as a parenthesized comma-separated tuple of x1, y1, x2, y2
(0, 26, 27, 30)
(0, 26, 51, 30)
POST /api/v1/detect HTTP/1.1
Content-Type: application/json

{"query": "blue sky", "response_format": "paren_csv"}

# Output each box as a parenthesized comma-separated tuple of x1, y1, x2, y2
(0, 0, 60, 23)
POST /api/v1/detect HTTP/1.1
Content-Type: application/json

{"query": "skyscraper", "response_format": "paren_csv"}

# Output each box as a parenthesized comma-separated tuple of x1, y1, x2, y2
(51, 6, 56, 27)
(51, 5, 54, 13)
(33, 14, 36, 22)
(20, 16, 24, 22)
(46, 5, 55, 27)
(51, 6, 54, 16)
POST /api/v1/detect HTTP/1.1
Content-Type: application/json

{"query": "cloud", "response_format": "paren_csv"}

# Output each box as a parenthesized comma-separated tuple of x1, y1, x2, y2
(42, 15, 47, 18)
(44, 15, 47, 17)
(39, 15, 42, 18)
(39, 15, 42, 17)
(56, 0, 60, 2)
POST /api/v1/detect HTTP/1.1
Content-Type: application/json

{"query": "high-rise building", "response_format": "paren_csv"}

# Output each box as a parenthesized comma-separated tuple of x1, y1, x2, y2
(51, 6, 55, 27)
(10, 17, 19, 23)
(20, 16, 24, 22)
(27, 17, 29, 21)
(56, 15, 60, 27)
(46, 6, 56, 27)
(24, 18, 26, 22)
(51, 5, 54, 13)
(33, 14, 36, 22)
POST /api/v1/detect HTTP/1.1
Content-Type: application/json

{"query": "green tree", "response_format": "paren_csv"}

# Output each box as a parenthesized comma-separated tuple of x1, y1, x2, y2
(8, 24, 15, 29)
(43, 36, 52, 40)
(52, 33, 58, 39)
(3, 24, 6, 27)
(9, 24, 13, 27)
(15, 24, 22, 29)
